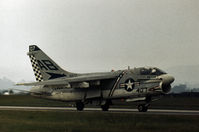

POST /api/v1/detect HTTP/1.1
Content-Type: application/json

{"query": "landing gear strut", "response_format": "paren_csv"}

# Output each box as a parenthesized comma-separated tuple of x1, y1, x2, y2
(137, 104, 149, 112)
(76, 101, 84, 111)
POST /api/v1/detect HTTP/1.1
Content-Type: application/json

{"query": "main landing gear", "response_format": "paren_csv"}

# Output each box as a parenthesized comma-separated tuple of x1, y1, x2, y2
(137, 104, 149, 112)
(101, 103, 109, 111)
(76, 101, 84, 111)
(76, 100, 111, 111)
(101, 100, 111, 111)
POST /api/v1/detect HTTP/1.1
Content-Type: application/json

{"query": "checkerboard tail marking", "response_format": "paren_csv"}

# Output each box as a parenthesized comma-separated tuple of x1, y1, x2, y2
(29, 55, 43, 82)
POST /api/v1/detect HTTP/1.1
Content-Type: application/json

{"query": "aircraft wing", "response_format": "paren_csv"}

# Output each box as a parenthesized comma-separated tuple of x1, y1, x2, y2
(17, 72, 120, 86)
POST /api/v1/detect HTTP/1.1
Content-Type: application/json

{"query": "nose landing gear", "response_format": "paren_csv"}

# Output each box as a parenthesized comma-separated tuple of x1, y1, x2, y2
(137, 104, 149, 112)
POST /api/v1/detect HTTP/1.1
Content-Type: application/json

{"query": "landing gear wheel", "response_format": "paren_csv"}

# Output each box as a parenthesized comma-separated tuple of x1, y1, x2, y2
(101, 104, 109, 111)
(76, 101, 84, 111)
(101, 100, 111, 111)
(138, 104, 148, 112)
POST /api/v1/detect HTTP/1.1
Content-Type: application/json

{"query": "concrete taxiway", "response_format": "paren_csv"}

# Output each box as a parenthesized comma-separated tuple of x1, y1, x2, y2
(0, 106, 199, 115)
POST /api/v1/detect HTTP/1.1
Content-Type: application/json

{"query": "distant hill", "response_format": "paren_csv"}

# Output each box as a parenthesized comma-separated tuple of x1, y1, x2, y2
(0, 77, 14, 90)
(170, 84, 199, 93)
(0, 77, 31, 93)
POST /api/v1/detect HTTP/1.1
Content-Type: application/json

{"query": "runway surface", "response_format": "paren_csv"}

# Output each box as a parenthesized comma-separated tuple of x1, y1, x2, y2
(0, 106, 199, 115)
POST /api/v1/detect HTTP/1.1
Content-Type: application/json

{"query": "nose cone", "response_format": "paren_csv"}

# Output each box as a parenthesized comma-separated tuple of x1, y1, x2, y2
(158, 74, 175, 85)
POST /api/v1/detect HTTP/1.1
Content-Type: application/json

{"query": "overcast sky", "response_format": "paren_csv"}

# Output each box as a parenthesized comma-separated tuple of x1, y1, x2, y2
(0, 0, 199, 82)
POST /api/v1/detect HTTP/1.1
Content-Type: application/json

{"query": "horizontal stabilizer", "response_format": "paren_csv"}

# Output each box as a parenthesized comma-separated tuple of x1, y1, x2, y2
(12, 89, 42, 94)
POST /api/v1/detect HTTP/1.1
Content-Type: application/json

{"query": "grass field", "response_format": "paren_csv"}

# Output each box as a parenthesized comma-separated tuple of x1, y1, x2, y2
(0, 95, 199, 132)
(0, 110, 199, 132)
(0, 95, 199, 110)
(150, 96, 199, 110)
(0, 95, 67, 107)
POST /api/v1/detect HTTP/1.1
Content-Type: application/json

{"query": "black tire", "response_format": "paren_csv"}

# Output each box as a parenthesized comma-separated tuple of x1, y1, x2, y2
(76, 101, 84, 111)
(138, 104, 148, 112)
(142, 106, 148, 112)
(101, 104, 109, 111)
(101, 100, 111, 111)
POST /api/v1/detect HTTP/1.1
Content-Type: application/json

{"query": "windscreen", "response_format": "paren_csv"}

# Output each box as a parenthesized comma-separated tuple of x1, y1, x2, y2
(140, 67, 166, 75)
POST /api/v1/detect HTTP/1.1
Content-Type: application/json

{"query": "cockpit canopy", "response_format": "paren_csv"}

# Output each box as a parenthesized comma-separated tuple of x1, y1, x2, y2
(139, 67, 166, 76)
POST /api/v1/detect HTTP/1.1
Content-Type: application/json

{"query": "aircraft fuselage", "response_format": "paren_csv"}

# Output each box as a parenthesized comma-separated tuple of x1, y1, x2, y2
(30, 67, 174, 103)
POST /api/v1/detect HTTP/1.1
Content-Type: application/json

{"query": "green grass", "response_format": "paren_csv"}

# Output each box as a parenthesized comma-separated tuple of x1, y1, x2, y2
(0, 95, 67, 107)
(0, 95, 199, 132)
(113, 96, 199, 110)
(0, 110, 198, 132)
(150, 96, 199, 110)
(1, 95, 199, 110)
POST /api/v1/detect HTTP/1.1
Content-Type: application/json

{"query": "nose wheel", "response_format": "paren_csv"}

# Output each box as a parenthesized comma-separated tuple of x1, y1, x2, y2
(137, 104, 149, 112)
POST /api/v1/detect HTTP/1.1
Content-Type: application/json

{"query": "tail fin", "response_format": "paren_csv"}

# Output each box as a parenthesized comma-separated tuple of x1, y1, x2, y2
(28, 45, 75, 82)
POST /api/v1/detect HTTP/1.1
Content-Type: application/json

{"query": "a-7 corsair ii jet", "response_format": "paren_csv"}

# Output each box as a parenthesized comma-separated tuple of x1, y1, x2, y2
(18, 45, 174, 112)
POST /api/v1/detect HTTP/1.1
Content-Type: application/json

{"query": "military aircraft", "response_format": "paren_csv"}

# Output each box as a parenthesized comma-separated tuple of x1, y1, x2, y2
(17, 45, 174, 112)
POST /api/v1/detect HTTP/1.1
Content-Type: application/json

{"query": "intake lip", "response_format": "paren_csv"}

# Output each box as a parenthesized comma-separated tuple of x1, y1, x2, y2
(157, 74, 175, 94)
(157, 74, 175, 85)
